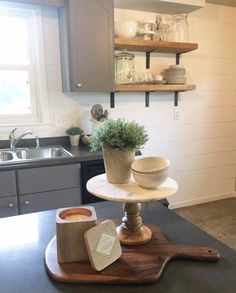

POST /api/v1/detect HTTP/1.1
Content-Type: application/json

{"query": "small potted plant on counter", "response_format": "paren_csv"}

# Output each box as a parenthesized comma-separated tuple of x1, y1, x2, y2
(66, 126, 83, 147)
(90, 119, 149, 184)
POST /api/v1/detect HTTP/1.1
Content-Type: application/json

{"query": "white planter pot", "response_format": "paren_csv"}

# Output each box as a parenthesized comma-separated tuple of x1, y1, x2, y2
(69, 135, 80, 147)
(103, 148, 135, 184)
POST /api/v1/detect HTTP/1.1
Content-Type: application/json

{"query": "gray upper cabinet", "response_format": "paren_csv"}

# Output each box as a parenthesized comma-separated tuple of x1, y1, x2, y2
(59, 0, 114, 92)
(114, 0, 205, 14)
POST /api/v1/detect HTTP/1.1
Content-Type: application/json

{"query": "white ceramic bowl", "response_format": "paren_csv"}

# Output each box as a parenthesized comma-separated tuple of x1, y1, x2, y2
(115, 20, 137, 39)
(132, 169, 168, 189)
(169, 65, 185, 70)
(131, 156, 170, 174)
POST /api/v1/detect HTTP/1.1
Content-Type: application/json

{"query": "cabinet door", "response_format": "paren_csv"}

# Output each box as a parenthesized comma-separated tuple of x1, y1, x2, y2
(0, 196, 18, 218)
(60, 0, 114, 92)
(19, 187, 81, 214)
(114, 0, 205, 14)
(0, 170, 16, 198)
(17, 164, 80, 195)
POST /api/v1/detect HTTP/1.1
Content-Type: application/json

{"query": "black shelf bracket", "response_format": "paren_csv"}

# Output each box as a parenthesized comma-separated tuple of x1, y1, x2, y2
(145, 52, 151, 106)
(174, 53, 181, 107)
(146, 52, 151, 69)
(174, 91, 178, 107)
(145, 92, 150, 107)
(176, 53, 180, 65)
(110, 92, 115, 108)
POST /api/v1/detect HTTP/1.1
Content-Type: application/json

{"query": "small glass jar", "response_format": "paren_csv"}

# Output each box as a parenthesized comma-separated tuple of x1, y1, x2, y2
(171, 14, 189, 42)
(138, 20, 156, 40)
(115, 50, 135, 84)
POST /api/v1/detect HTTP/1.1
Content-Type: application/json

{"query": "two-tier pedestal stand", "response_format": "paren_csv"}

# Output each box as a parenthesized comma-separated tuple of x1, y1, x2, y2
(45, 173, 220, 284)
(86, 174, 178, 245)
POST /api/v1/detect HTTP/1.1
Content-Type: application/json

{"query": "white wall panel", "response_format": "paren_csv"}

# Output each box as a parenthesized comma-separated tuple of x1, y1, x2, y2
(1, 3, 235, 208)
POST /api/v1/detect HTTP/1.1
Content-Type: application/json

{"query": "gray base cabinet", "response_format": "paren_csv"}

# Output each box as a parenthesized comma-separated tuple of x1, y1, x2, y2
(0, 196, 18, 218)
(19, 188, 80, 214)
(0, 170, 17, 198)
(17, 164, 81, 215)
(17, 164, 81, 194)
(0, 163, 81, 218)
(0, 171, 18, 218)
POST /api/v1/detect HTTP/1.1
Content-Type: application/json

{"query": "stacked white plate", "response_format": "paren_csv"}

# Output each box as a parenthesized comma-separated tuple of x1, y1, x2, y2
(165, 65, 186, 84)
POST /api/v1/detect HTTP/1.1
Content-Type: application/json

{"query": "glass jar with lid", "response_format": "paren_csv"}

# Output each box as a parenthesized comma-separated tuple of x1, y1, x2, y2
(169, 14, 189, 42)
(115, 50, 135, 84)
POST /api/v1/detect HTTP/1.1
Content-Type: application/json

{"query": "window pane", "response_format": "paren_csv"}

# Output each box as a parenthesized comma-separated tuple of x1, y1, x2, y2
(0, 15, 29, 65)
(0, 70, 32, 115)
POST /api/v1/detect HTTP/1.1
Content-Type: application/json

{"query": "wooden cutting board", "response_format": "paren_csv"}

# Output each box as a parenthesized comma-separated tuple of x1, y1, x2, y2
(45, 224, 220, 285)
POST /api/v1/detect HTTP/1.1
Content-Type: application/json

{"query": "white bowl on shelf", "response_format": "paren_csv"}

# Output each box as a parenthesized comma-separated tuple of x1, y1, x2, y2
(115, 20, 138, 39)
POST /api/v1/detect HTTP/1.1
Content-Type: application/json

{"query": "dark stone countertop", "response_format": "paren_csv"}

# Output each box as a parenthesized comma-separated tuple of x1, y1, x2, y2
(0, 201, 236, 293)
(0, 136, 103, 170)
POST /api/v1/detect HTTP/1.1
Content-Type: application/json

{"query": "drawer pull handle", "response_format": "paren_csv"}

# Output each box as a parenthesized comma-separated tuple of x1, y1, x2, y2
(76, 83, 82, 88)
(8, 203, 13, 208)
(25, 201, 30, 205)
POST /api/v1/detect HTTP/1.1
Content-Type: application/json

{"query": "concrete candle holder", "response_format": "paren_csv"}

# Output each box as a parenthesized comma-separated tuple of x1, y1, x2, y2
(56, 206, 97, 264)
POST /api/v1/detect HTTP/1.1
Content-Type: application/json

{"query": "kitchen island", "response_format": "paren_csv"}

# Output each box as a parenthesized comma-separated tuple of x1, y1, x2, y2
(0, 201, 236, 293)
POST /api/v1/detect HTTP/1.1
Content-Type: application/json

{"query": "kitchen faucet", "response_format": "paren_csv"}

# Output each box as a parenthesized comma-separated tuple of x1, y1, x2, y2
(9, 128, 33, 148)
(35, 136, 40, 148)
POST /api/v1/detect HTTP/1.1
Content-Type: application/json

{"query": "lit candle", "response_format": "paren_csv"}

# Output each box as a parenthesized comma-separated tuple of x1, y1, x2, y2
(65, 213, 89, 221)
(56, 206, 97, 263)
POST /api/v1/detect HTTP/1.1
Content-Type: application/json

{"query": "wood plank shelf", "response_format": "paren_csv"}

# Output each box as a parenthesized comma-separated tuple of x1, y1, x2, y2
(114, 38, 198, 54)
(115, 84, 196, 92)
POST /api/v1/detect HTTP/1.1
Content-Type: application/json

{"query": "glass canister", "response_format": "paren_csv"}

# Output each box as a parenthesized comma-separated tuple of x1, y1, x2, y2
(115, 50, 135, 84)
(170, 14, 189, 42)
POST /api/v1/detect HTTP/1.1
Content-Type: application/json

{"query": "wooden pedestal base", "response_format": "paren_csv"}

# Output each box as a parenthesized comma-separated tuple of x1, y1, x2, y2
(117, 203, 152, 245)
(45, 224, 220, 285)
(86, 175, 179, 245)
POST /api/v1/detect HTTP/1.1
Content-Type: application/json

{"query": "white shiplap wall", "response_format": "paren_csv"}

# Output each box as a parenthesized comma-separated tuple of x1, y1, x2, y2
(1, 3, 236, 208)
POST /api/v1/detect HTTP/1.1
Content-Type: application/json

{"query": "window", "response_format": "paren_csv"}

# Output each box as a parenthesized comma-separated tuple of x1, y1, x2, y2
(0, 2, 48, 125)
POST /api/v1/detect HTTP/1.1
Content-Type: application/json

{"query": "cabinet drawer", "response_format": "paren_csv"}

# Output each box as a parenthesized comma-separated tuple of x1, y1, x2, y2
(17, 164, 80, 195)
(0, 196, 18, 218)
(0, 170, 16, 197)
(19, 187, 81, 214)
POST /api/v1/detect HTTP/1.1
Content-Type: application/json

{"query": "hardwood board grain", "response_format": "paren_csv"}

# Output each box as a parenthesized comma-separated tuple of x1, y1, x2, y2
(45, 224, 220, 285)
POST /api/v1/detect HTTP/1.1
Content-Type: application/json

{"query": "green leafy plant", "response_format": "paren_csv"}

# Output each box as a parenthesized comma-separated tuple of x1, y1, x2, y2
(65, 126, 83, 136)
(90, 119, 149, 152)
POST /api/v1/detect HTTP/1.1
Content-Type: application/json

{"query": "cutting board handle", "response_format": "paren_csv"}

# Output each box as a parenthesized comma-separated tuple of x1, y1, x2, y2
(169, 244, 220, 261)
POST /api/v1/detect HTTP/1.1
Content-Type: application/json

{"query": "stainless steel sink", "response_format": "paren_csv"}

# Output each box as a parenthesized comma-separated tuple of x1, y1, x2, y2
(16, 147, 71, 160)
(0, 146, 72, 164)
(0, 151, 14, 162)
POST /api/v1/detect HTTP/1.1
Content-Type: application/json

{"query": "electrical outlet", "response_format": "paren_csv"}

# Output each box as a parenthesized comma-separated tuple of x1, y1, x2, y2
(54, 114, 63, 127)
(174, 107, 180, 120)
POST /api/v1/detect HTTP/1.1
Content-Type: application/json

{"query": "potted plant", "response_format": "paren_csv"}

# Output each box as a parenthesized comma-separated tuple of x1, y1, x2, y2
(90, 119, 149, 184)
(66, 126, 83, 147)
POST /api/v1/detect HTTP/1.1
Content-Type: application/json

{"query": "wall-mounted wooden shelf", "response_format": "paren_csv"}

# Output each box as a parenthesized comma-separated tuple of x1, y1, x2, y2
(111, 38, 198, 108)
(114, 38, 198, 54)
(115, 84, 196, 92)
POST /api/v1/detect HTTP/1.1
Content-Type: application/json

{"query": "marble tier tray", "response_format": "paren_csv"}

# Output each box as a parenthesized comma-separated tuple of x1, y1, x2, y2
(86, 174, 178, 245)
(86, 174, 178, 203)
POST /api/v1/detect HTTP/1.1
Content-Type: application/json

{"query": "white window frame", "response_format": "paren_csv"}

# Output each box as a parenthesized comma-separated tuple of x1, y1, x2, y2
(0, 1, 49, 126)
